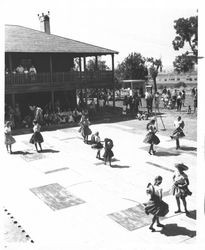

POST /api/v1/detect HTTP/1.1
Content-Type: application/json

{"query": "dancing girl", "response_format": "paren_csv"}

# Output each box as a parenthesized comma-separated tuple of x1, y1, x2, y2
(172, 163, 192, 214)
(143, 119, 160, 155)
(4, 121, 16, 154)
(144, 176, 169, 232)
(103, 138, 114, 166)
(30, 120, 44, 152)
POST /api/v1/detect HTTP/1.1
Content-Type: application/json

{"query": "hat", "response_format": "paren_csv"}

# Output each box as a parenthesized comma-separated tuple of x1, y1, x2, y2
(174, 163, 188, 171)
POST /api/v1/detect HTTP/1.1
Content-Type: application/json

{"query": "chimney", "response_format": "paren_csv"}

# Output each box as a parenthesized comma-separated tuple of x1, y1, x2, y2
(38, 11, 51, 34)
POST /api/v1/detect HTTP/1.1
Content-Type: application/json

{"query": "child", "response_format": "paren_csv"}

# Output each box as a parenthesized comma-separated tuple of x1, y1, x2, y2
(29, 120, 44, 152)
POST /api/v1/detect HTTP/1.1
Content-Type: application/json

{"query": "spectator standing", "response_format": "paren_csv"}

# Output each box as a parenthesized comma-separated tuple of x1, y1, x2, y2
(170, 116, 185, 149)
(16, 65, 24, 74)
(154, 92, 160, 110)
(176, 92, 182, 111)
(29, 65, 37, 81)
(181, 90, 186, 107)
(193, 89, 197, 113)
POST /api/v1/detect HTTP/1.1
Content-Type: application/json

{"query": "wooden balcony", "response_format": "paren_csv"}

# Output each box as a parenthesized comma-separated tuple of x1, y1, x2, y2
(5, 71, 114, 94)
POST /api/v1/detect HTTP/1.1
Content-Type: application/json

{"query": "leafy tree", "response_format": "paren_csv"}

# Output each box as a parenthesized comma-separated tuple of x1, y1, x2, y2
(73, 57, 109, 71)
(146, 58, 162, 93)
(115, 52, 148, 81)
(172, 15, 198, 72)
(86, 58, 110, 71)
(173, 53, 195, 73)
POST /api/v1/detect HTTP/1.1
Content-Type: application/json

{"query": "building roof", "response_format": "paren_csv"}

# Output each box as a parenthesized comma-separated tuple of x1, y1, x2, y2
(5, 25, 118, 55)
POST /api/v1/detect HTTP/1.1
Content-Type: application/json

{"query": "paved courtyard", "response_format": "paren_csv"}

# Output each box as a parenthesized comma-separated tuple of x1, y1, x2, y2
(2, 119, 199, 249)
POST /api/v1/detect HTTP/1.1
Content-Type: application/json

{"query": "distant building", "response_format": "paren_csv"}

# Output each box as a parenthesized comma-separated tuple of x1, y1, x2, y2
(156, 71, 197, 86)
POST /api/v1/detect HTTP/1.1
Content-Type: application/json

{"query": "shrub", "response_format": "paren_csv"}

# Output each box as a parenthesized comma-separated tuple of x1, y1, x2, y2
(175, 82, 187, 88)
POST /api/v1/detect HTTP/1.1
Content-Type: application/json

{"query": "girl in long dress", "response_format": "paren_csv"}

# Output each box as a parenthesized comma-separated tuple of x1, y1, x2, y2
(4, 121, 16, 154)
(103, 138, 114, 166)
(170, 116, 185, 149)
(172, 163, 192, 214)
(144, 176, 169, 232)
(143, 119, 160, 155)
(91, 132, 104, 159)
(29, 120, 44, 152)
(79, 115, 92, 143)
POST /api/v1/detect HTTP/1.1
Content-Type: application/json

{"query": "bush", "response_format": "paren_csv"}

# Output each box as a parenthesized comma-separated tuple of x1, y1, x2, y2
(175, 82, 187, 88)
(158, 85, 164, 89)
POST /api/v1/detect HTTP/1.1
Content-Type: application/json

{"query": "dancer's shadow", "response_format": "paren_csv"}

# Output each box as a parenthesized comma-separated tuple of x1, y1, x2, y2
(160, 223, 196, 237)
(40, 149, 60, 153)
(12, 151, 33, 155)
(155, 151, 180, 157)
(186, 210, 196, 220)
(110, 164, 130, 168)
(180, 146, 197, 151)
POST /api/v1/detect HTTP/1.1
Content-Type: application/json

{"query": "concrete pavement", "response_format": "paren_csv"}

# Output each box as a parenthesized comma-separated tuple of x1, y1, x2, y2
(2, 121, 198, 249)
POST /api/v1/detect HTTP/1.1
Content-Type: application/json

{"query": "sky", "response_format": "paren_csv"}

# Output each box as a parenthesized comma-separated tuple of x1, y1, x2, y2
(2, 0, 202, 70)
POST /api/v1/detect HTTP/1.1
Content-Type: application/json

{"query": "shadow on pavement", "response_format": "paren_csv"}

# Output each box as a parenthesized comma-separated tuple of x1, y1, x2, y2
(160, 223, 196, 237)
(186, 210, 196, 220)
(111, 164, 130, 168)
(155, 151, 180, 157)
(12, 151, 33, 155)
(180, 146, 197, 151)
(40, 149, 60, 153)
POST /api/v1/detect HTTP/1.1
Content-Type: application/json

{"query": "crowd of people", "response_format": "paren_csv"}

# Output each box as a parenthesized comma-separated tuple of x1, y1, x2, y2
(5, 65, 37, 81)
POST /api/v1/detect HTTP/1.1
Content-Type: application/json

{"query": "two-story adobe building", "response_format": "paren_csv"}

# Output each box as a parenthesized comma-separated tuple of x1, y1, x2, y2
(5, 13, 118, 118)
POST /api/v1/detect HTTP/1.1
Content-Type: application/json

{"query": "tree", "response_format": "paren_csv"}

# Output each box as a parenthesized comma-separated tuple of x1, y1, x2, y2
(172, 15, 198, 72)
(115, 52, 148, 81)
(146, 58, 162, 93)
(173, 53, 195, 73)
(73, 57, 110, 71)
(86, 58, 110, 71)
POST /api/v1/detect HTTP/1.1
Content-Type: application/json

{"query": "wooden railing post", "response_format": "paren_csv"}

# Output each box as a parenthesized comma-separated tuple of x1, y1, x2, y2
(111, 54, 115, 107)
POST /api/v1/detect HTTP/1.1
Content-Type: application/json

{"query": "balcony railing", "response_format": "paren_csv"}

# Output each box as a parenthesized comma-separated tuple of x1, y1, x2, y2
(5, 71, 113, 85)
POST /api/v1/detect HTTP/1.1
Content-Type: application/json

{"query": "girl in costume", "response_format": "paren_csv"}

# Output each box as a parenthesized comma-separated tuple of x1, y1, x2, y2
(143, 119, 160, 155)
(30, 120, 44, 152)
(4, 121, 16, 154)
(144, 176, 169, 232)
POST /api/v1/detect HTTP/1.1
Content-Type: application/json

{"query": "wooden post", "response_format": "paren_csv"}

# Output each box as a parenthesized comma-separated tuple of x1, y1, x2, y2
(51, 91, 55, 111)
(95, 56, 98, 70)
(11, 94, 15, 108)
(49, 55, 53, 83)
(111, 54, 115, 107)
(83, 57, 87, 105)
(8, 53, 13, 72)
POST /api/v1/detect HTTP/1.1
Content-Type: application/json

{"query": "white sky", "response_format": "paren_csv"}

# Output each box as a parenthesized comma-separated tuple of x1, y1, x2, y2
(2, 0, 203, 70)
